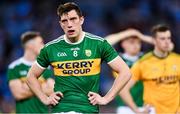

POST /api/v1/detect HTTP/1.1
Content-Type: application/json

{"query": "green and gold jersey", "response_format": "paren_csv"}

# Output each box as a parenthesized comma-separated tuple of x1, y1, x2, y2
(7, 58, 52, 113)
(36, 32, 119, 113)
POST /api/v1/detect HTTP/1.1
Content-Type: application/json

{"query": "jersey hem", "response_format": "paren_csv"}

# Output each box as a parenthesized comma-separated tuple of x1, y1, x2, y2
(107, 56, 119, 64)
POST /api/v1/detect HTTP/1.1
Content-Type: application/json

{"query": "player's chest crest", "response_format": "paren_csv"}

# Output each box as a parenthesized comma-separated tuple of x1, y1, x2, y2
(85, 49, 92, 57)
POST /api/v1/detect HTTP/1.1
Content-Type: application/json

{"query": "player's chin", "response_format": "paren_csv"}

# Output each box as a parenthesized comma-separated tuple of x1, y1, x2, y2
(68, 34, 77, 39)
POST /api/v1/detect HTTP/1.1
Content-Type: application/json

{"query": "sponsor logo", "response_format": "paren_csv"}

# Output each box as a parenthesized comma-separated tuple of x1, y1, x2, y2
(51, 59, 101, 76)
(152, 75, 179, 84)
(57, 61, 94, 69)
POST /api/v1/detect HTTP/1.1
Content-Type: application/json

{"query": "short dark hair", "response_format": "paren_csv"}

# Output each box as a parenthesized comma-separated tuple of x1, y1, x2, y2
(126, 35, 139, 40)
(151, 24, 170, 37)
(57, 2, 82, 18)
(21, 31, 40, 46)
(120, 35, 139, 44)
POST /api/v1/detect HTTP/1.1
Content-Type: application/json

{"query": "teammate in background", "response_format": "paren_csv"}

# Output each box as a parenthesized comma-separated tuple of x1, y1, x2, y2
(105, 28, 174, 52)
(106, 28, 174, 114)
(105, 29, 155, 114)
(26, 2, 131, 113)
(106, 29, 147, 114)
(7, 31, 54, 113)
(105, 29, 153, 46)
(119, 24, 180, 114)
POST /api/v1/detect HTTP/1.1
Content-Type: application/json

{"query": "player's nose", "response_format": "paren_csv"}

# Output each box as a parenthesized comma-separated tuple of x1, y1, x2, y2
(67, 20, 73, 28)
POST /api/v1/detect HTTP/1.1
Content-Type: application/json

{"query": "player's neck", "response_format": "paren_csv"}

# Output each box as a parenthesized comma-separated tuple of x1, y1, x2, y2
(68, 36, 79, 43)
(23, 50, 36, 62)
(125, 52, 139, 57)
(68, 30, 83, 43)
(153, 48, 168, 58)
(65, 30, 85, 44)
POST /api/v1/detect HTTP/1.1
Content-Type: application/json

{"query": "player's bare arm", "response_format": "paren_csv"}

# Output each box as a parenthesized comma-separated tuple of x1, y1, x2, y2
(9, 79, 33, 100)
(119, 78, 139, 112)
(88, 56, 131, 105)
(130, 29, 174, 52)
(41, 78, 55, 96)
(106, 28, 174, 53)
(105, 29, 139, 45)
(27, 63, 63, 106)
(105, 29, 153, 45)
(119, 79, 150, 114)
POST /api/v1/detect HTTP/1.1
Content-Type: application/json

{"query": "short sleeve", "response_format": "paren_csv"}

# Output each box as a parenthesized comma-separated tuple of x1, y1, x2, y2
(36, 47, 50, 68)
(42, 67, 53, 80)
(7, 68, 18, 82)
(131, 61, 141, 81)
(100, 40, 118, 63)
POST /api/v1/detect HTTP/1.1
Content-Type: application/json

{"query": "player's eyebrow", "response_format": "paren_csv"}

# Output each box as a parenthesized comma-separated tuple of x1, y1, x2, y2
(61, 19, 67, 22)
(70, 17, 77, 20)
(168, 37, 171, 39)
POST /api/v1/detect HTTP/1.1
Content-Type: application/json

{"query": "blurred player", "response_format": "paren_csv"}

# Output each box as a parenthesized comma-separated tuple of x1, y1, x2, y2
(106, 28, 174, 114)
(7, 31, 54, 113)
(106, 29, 152, 114)
(26, 2, 131, 113)
(119, 24, 180, 114)
(105, 29, 153, 46)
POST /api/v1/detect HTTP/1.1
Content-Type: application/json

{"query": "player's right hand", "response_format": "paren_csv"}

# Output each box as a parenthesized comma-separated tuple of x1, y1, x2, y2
(88, 91, 108, 105)
(42, 91, 63, 106)
(135, 104, 151, 114)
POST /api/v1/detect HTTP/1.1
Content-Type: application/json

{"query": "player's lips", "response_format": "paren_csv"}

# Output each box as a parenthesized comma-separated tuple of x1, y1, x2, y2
(67, 30, 75, 35)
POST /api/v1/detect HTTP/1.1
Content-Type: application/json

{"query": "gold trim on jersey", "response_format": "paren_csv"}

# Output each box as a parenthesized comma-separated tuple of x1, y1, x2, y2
(20, 76, 46, 83)
(51, 58, 101, 76)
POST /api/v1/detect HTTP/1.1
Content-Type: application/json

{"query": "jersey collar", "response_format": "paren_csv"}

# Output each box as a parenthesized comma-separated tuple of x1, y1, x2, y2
(64, 32, 85, 45)
(152, 51, 169, 59)
(122, 53, 140, 62)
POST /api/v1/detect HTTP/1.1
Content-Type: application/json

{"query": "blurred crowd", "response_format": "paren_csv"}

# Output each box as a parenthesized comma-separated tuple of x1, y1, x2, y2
(0, 0, 180, 113)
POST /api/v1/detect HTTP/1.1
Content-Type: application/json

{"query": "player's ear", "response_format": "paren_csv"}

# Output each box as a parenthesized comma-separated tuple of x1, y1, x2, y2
(169, 42, 174, 52)
(80, 16, 84, 25)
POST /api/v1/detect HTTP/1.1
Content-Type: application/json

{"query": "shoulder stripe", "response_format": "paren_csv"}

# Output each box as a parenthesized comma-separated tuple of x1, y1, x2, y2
(85, 32, 104, 41)
(45, 35, 64, 47)
(8, 58, 23, 69)
(86, 35, 104, 42)
(85, 32, 104, 42)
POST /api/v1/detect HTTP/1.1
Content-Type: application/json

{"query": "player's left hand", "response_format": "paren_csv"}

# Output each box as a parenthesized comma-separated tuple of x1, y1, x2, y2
(88, 91, 108, 105)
